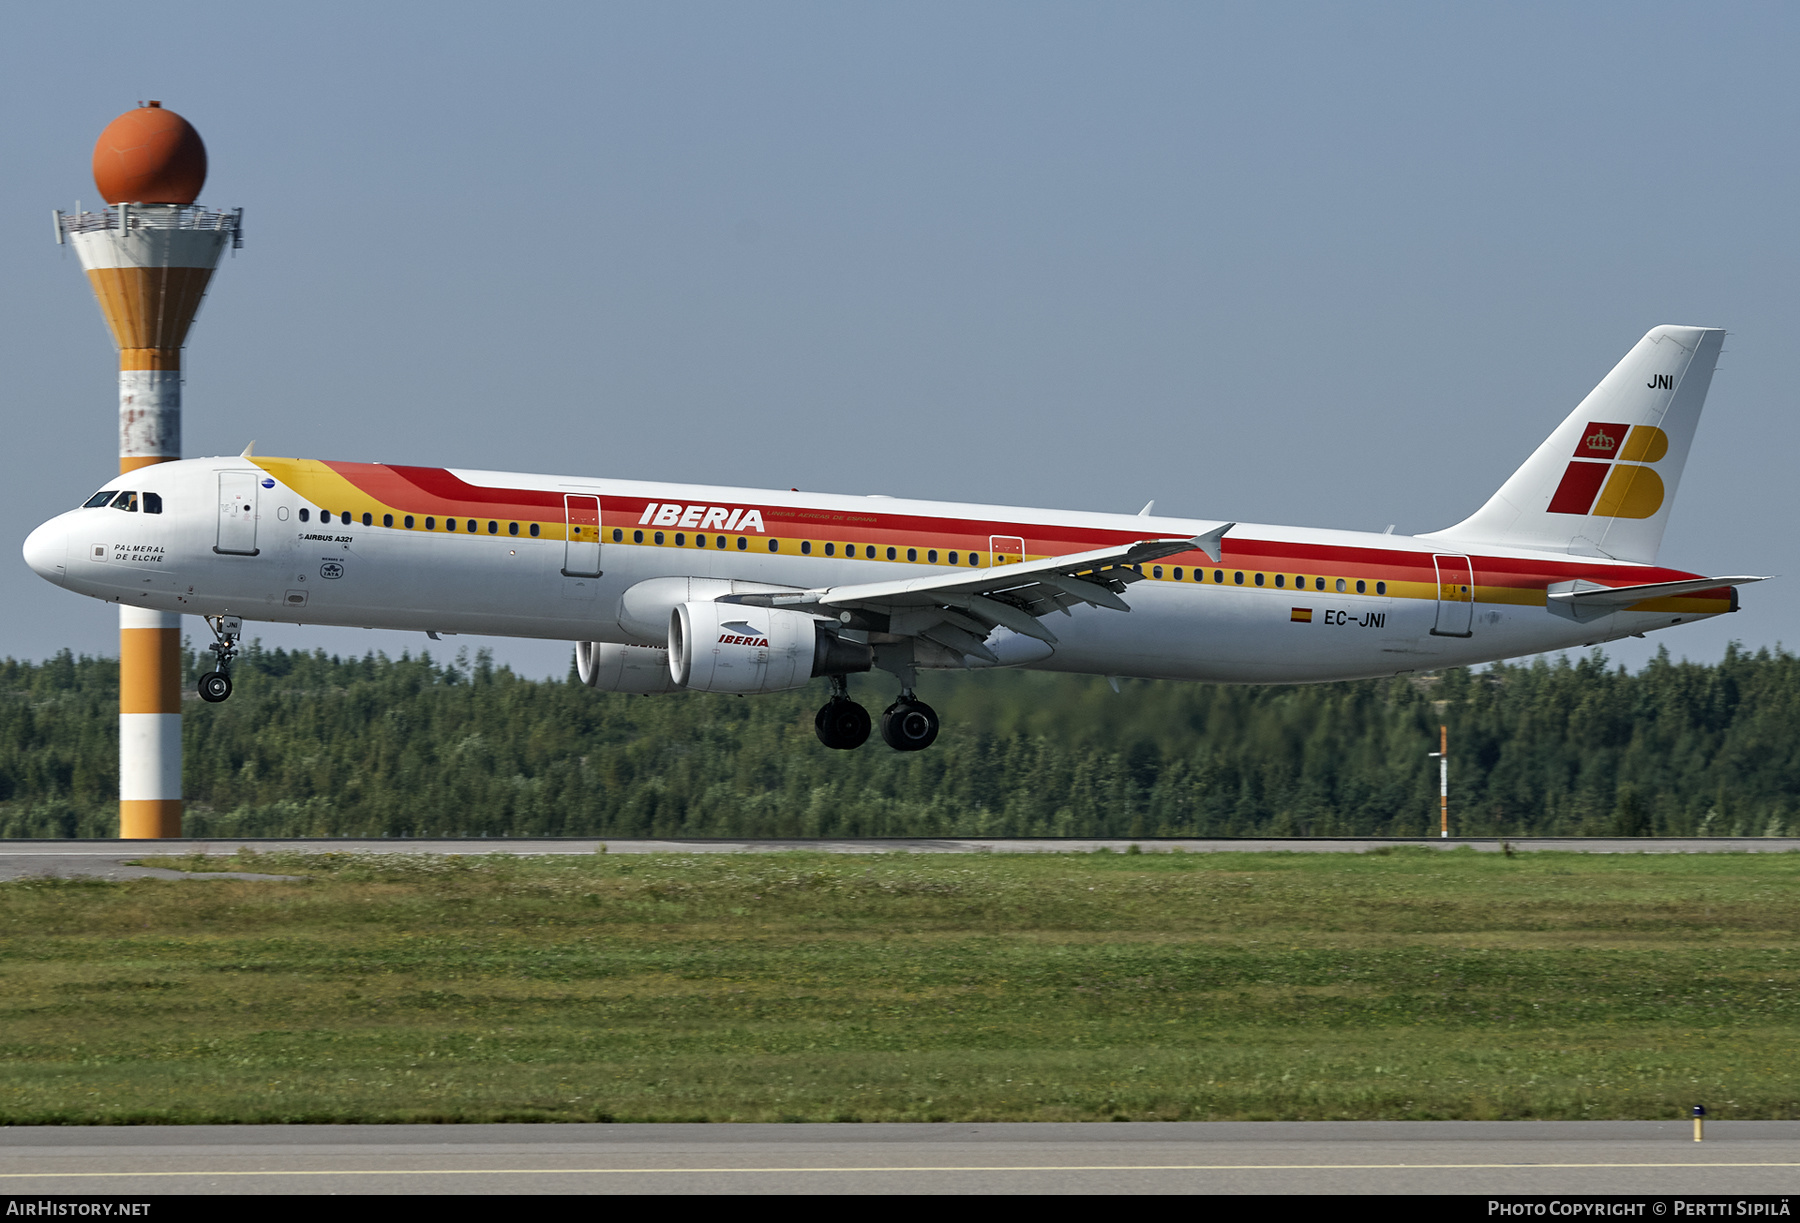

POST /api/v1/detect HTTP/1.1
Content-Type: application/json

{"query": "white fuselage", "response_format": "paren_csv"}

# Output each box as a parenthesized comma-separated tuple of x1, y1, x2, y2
(23, 456, 1731, 686)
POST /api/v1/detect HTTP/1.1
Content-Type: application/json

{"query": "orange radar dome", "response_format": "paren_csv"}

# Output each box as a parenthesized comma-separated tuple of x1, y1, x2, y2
(91, 102, 207, 205)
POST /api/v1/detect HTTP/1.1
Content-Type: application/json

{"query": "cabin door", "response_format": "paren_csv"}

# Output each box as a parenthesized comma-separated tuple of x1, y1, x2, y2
(215, 471, 259, 556)
(1431, 554, 1474, 637)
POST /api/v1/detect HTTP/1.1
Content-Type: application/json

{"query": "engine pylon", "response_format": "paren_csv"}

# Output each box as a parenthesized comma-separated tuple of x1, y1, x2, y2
(56, 102, 243, 839)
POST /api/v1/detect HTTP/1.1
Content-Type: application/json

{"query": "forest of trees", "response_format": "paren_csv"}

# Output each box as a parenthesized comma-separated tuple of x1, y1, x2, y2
(1, 639, 1797, 840)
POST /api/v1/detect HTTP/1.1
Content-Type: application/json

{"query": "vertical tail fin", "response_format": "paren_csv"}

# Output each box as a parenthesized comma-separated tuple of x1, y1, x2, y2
(1422, 325, 1725, 564)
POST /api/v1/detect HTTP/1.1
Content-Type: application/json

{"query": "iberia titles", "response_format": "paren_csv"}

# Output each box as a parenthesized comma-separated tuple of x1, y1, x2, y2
(637, 503, 767, 533)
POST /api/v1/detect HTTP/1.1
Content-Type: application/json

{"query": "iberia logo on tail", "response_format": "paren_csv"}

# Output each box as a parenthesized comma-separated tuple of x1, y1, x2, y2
(1547, 422, 1669, 518)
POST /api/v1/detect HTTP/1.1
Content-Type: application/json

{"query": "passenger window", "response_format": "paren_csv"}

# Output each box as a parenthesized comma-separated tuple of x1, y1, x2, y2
(736, 536, 746, 550)
(143, 493, 163, 514)
(299, 508, 311, 523)
(383, 513, 394, 527)
(1255, 573, 1265, 586)
(1234, 571, 1244, 585)
(1335, 578, 1346, 592)
(655, 531, 665, 545)
(970, 553, 981, 566)
(509, 523, 519, 536)
(1274, 574, 1285, 588)
(675, 533, 686, 547)
(907, 548, 917, 562)
(446, 518, 457, 531)
(845, 544, 856, 558)
(824, 542, 836, 557)
(425, 516, 435, 530)
(949, 551, 959, 565)
(1356, 579, 1366, 594)
(633, 529, 643, 543)
(487, 521, 498, 535)
(1315, 577, 1325, 591)
(84, 490, 117, 508)
(1213, 570, 1223, 583)
(888, 546, 897, 560)
(767, 539, 778, 552)
(1376, 581, 1387, 595)
(928, 550, 938, 563)
(362, 512, 373, 527)
(802, 541, 812, 555)
(466, 520, 476, 533)
(611, 528, 620, 542)
(1173, 567, 1182, 581)
(1153, 566, 1163, 579)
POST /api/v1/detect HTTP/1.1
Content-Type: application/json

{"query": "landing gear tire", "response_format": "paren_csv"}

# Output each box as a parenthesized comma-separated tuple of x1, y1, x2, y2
(880, 698, 939, 752)
(815, 697, 871, 750)
(197, 671, 233, 703)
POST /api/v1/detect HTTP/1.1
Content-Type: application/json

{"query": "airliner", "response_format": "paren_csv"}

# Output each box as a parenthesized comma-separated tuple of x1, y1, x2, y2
(22, 325, 1761, 751)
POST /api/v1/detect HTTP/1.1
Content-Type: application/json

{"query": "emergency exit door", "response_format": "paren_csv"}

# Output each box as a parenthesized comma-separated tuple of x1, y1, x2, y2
(563, 495, 602, 577)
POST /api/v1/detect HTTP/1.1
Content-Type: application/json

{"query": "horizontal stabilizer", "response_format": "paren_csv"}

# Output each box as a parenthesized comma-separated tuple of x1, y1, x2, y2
(1548, 575, 1766, 608)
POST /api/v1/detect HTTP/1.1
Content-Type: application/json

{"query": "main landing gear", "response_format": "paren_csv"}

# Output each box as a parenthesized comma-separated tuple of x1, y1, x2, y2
(197, 614, 242, 704)
(814, 675, 871, 750)
(813, 677, 939, 752)
(880, 695, 939, 752)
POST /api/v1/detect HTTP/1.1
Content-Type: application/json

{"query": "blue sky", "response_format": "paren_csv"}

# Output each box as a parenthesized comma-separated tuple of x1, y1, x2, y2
(3, 3, 1795, 677)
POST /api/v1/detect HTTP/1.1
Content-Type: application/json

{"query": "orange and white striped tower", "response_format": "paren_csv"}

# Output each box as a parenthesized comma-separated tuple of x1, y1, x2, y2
(55, 102, 242, 839)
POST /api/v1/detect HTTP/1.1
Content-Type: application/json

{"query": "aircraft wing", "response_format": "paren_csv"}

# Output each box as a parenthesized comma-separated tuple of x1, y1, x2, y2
(725, 524, 1232, 665)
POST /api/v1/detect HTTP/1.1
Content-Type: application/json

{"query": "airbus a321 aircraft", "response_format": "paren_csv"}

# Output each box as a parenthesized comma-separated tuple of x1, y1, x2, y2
(23, 325, 1762, 752)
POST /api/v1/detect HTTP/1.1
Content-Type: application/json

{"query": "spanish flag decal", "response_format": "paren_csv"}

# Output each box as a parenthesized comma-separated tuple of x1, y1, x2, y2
(1291, 607, 1313, 623)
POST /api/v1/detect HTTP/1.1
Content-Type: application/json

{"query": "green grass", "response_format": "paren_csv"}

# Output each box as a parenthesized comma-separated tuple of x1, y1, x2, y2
(2, 848, 1797, 1123)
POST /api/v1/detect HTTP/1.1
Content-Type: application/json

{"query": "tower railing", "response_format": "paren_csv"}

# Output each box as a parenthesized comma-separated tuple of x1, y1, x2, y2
(56, 205, 243, 248)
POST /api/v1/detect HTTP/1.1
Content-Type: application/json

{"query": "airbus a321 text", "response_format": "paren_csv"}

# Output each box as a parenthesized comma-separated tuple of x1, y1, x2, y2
(24, 325, 1763, 752)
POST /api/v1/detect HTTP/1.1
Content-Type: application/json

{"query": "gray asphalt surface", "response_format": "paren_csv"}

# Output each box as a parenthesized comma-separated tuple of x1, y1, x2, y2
(2, 837, 1796, 879)
(0, 1122, 1794, 1195)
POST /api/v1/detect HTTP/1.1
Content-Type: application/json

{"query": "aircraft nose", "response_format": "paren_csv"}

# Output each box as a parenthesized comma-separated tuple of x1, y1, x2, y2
(22, 518, 67, 587)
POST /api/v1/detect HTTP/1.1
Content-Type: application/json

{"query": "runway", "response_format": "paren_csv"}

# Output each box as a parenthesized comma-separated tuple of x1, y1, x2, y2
(1, 836, 1797, 880)
(1, 1121, 1794, 1195)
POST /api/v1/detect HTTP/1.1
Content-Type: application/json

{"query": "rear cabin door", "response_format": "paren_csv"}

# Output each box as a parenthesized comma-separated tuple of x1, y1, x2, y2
(1431, 554, 1474, 637)
(562, 495, 602, 577)
(215, 471, 259, 555)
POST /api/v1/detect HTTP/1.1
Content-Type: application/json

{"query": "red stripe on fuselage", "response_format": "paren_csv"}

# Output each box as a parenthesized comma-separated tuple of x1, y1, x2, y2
(318, 464, 1714, 594)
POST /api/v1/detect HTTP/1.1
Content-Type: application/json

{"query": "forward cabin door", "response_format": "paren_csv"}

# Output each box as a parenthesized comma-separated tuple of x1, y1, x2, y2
(1431, 554, 1474, 637)
(562, 495, 602, 578)
(214, 471, 259, 555)
(989, 535, 1025, 567)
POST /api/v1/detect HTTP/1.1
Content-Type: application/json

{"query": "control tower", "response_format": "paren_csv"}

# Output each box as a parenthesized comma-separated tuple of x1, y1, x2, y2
(55, 102, 242, 839)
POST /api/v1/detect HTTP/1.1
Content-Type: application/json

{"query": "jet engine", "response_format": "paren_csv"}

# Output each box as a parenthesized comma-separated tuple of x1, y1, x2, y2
(574, 641, 682, 693)
(669, 602, 872, 694)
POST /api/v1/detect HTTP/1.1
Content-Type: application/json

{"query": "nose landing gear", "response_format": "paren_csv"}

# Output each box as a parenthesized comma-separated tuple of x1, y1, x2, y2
(197, 614, 242, 704)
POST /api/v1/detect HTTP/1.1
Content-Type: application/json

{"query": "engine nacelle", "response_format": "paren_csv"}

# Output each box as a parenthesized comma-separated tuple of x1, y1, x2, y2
(574, 641, 681, 693)
(669, 602, 872, 693)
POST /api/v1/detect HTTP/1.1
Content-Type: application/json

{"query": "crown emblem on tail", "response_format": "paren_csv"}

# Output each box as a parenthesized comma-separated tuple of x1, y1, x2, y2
(1585, 429, 1618, 452)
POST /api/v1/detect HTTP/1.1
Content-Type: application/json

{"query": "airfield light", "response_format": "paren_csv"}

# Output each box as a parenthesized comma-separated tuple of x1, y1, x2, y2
(55, 103, 242, 838)
(1426, 724, 1448, 838)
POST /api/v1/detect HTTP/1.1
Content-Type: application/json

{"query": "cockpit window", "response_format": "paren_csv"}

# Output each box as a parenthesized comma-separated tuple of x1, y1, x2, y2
(143, 492, 163, 515)
(110, 491, 139, 513)
(83, 490, 116, 508)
